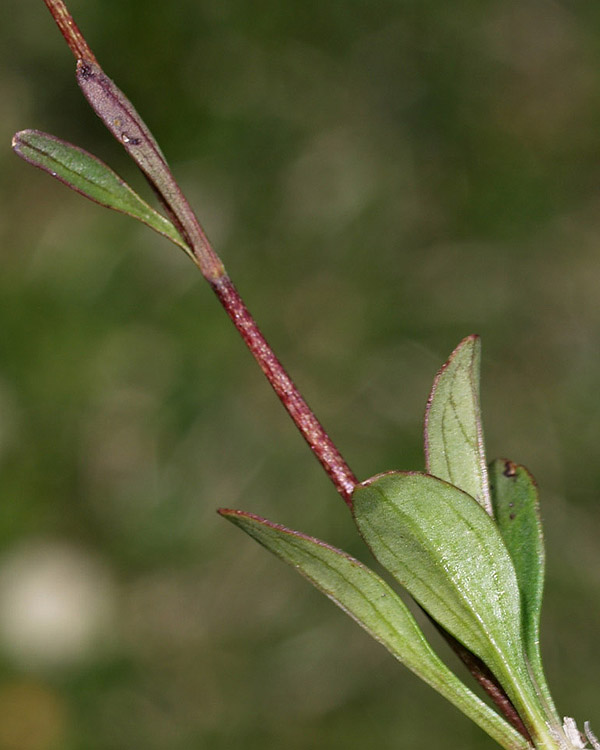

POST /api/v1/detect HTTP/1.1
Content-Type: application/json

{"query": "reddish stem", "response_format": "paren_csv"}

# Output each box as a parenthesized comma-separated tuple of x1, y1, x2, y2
(212, 275, 358, 506)
(42, 0, 97, 63)
(435, 624, 533, 742)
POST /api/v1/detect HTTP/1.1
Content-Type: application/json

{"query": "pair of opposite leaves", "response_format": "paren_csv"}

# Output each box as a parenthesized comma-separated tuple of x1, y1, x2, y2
(223, 337, 561, 750)
(12, 57, 580, 750)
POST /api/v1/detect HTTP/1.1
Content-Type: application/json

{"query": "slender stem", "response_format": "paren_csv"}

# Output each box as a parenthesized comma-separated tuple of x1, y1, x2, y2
(212, 275, 358, 506)
(42, 0, 97, 63)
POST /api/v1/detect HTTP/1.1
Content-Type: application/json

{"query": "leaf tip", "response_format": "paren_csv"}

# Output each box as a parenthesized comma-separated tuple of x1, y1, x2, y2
(218, 508, 271, 525)
(217, 507, 240, 519)
(11, 129, 30, 153)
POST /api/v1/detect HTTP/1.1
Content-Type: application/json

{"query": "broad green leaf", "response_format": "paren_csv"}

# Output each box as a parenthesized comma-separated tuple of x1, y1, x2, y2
(425, 335, 492, 515)
(489, 459, 558, 721)
(220, 508, 530, 750)
(12, 129, 193, 259)
(352, 471, 550, 739)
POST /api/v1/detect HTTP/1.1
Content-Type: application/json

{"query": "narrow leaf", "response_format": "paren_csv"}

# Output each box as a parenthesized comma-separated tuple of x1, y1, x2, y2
(12, 129, 192, 258)
(489, 459, 558, 721)
(75, 59, 225, 279)
(220, 508, 530, 750)
(425, 335, 492, 515)
(352, 471, 546, 733)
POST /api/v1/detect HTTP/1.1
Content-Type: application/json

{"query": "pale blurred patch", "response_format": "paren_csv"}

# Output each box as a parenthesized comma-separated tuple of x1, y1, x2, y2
(0, 541, 116, 669)
(283, 128, 378, 231)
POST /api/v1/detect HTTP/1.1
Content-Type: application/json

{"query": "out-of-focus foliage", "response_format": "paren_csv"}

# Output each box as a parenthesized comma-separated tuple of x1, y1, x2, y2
(1, 1, 599, 748)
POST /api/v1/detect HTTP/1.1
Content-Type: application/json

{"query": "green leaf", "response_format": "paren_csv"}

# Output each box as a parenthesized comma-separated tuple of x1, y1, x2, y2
(220, 508, 530, 750)
(352, 471, 551, 741)
(12, 129, 193, 259)
(489, 459, 558, 721)
(425, 335, 492, 515)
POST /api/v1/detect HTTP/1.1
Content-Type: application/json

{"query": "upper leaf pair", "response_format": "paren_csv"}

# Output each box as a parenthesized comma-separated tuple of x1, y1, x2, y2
(13, 55, 225, 281)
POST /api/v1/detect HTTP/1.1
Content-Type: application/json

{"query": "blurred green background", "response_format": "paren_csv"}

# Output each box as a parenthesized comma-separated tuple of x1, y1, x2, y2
(1, 0, 599, 748)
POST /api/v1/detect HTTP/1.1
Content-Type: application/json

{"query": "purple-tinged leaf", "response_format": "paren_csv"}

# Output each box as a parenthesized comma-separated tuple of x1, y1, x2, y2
(75, 59, 224, 280)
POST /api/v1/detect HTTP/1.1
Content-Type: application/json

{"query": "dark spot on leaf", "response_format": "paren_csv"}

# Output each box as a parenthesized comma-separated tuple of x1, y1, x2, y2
(509, 513, 516, 521)
(78, 62, 93, 80)
(502, 460, 517, 478)
(120, 133, 142, 146)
